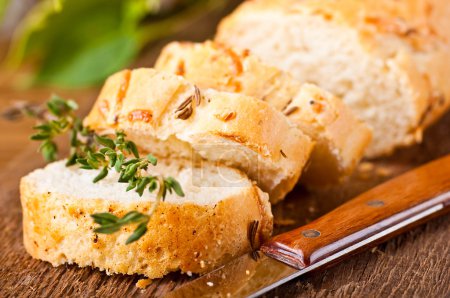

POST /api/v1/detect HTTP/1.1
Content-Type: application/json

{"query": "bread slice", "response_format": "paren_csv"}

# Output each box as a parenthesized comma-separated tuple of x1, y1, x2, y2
(84, 68, 314, 203)
(216, 0, 450, 157)
(155, 41, 372, 185)
(20, 159, 273, 279)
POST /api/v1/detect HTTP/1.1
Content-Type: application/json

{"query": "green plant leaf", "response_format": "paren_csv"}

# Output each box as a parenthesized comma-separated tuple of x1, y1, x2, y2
(125, 222, 147, 244)
(93, 167, 108, 183)
(94, 223, 121, 234)
(0, 0, 10, 23)
(166, 176, 185, 197)
(66, 152, 78, 166)
(91, 213, 119, 224)
(146, 154, 157, 166)
(30, 133, 49, 140)
(35, 30, 138, 87)
(119, 211, 148, 224)
(95, 135, 116, 150)
(7, 0, 142, 87)
(127, 141, 140, 158)
(39, 140, 57, 161)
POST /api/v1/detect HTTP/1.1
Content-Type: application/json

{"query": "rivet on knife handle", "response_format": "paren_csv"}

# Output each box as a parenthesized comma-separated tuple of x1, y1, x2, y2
(261, 155, 450, 269)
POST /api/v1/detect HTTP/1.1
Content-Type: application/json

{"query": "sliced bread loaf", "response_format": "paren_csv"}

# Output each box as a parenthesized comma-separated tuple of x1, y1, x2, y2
(84, 68, 314, 203)
(216, 0, 450, 157)
(155, 41, 372, 185)
(20, 159, 273, 279)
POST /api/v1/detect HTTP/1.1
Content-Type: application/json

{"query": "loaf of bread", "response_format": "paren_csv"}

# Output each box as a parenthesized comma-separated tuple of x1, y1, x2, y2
(216, 0, 450, 157)
(84, 68, 314, 202)
(21, 159, 273, 279)
(155, 41, 372, 185)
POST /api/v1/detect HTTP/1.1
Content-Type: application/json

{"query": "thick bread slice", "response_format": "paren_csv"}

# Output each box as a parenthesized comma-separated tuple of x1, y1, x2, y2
(20, 159, 272, 279)
(216, 0, 450, 157)
(84, 68, 314, 203)
(155, 41, 372, 185)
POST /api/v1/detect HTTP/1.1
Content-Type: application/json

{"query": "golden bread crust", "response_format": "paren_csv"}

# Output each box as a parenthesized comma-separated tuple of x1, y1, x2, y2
(216, 0, 450, 157)
(155, 41, 371, 184)
(84, 68, 314, 202)
(20, 174, 272, 279)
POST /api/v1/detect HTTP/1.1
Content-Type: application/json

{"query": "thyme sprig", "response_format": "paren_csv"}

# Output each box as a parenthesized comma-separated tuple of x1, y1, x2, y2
(30, 95, 81, 162)
(91, 211, 150, 245)
(29, 96, 184, 244)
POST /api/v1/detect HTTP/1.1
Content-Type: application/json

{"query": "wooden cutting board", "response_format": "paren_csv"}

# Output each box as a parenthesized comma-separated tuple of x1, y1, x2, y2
(0, 2, 449, 296)
(0, 108, 449, 297)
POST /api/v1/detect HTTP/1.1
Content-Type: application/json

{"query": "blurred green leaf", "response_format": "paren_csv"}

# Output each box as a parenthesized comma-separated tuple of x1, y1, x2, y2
(7, 0, 151, 87)
(0, 0, 9, 22)
(35, 30, 138, 87)
(6, 0, 225, 88)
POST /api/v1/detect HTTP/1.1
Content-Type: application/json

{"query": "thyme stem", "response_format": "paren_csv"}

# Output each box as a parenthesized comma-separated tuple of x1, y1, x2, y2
(28, 95, 184, 244)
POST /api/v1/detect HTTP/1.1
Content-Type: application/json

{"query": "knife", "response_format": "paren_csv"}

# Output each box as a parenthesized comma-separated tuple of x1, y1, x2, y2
(167, 154, 450, 297)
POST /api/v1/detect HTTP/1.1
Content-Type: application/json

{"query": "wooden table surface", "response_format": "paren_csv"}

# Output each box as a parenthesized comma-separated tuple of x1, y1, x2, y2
(1, 2, 449, 297)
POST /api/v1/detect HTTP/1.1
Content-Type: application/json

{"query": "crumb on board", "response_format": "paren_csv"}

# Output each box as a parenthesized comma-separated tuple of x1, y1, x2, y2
(376, 166, 392, 177)
(136, 278, 152, 289)
(371, 246, 385, 255)
(206, 281, 214, 287)
(359, 162, 375, 172)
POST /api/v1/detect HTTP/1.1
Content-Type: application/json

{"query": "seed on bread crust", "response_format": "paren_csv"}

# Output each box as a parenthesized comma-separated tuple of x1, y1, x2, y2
(175, 86, 201, 120)
(283, 106, 299, 116)
(215, 111, 236, 122)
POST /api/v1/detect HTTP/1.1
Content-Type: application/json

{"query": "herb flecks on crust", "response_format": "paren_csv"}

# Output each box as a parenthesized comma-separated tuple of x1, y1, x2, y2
(29, 95, 184, 244)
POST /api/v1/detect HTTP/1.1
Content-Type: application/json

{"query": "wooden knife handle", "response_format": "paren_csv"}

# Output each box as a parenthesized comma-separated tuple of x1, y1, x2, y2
(261, 155, 450, 269)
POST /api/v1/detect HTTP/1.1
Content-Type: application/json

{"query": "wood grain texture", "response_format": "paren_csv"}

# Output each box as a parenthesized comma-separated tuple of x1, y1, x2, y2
(1, 114, 448, 298)
(0, 1, 449, 296)
(266, 214, 450, 298)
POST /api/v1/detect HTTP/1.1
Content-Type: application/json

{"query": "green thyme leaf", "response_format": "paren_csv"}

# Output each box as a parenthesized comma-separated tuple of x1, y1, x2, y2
(30, 133, 49, 140)
(126, 180, 137, 191)
(125, 222, 147, 244)
(166, 176, 185, 197)
(122, 158, 139, 166)
(66, 152, 78, 166)
(94, 223, 121, 234)
(148, 179, 158, 192)
(114, 154, 124, 172)
(146, 154, 157, 166)
(70, 128, 78, 147)
(108, 152, 117, 167)
(27, 96, 184, 245)
(47, 95, 76, 116)
(33, 124, 52, 131)
(76, 158, 89, 166)
(39, 140, 58, 162)
(93, 167, 108, 183)
(91, 213, 119, 224)
(127, 141, 139, 158)
(95, 134, 116, 149)
(136, 177, 151, 196)
(66, 100, 79, 111)
(119, 211, 148, 224)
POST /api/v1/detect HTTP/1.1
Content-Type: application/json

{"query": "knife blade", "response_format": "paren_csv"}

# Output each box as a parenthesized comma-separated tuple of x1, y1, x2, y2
(167, 154, 450, 297)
